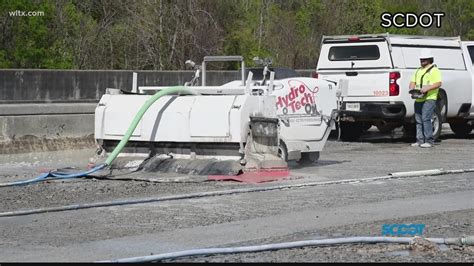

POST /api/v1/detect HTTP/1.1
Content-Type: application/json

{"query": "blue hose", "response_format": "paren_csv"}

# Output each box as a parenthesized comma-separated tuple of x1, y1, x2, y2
(0, 163, 107, 188)
(0, 172, 51, 187)
(48, 164, 107, 178)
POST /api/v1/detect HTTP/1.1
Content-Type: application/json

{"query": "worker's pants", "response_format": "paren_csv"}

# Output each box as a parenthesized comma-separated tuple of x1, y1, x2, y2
(414, 100, 436, 144)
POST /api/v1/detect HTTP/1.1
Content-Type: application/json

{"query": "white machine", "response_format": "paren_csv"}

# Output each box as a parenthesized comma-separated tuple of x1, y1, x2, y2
(94, 56, 345, 175)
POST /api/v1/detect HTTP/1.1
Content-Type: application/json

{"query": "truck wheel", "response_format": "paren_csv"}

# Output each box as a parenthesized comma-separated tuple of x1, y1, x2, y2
(298, 152, 320, 165)
(437, 91, 448, 123)
(340, 122, 364, 141)
(403, 110, 442, 141)
(403, 123, 416, 140)
(449, 121, 472, 138)
(431, 108, 442, 141)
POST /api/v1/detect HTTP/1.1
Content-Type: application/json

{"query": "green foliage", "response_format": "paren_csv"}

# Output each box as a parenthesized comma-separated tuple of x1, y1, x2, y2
(0, 50, 10, 68)
(0, 0, 472, 70)
(0, 0, 74, 68)
(437, 0, 474, 40)
(223, 0, 272, 68)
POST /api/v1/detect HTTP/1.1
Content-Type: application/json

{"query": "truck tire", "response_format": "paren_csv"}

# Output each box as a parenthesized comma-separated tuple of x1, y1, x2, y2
(403, 123, 416, 140)
(449, 121, 473, 138)
(298, 152, 320, 165)
(403, 109, 442, 141)
(431, 108, 442, 141)
(339, 122, 364, 141)
(437, 91, 448, 123)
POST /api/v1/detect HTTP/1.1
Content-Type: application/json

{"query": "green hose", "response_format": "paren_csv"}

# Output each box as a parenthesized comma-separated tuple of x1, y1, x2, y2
(0, 86, 198, 188)
(104, 86, 199, 166)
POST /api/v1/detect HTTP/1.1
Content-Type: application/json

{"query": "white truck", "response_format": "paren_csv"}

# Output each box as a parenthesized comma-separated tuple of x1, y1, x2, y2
(456, 41, 474, 136)
(315, 33, 473, 140)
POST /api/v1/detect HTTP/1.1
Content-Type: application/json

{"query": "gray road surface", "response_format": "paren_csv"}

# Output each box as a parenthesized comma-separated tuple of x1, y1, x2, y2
(0, 126, 473, 262)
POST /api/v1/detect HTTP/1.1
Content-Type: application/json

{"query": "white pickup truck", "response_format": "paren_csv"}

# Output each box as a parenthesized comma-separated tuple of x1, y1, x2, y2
(457, 41, 474, 136)
(315, 33, 474, 140)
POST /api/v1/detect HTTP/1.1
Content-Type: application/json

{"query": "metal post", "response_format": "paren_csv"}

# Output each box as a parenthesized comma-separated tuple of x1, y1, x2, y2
(268, 71, 275, 95)
(132, 72, 138, 93)
(202, 62, 206, 86)
(241, 61, 245, 86)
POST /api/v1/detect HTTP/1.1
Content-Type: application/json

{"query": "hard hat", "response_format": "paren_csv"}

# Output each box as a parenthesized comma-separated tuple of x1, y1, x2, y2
(419, 48, 434, 59)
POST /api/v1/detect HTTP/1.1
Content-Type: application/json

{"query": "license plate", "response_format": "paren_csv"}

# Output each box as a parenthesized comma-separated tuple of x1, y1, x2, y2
(346, 102, 360, 111)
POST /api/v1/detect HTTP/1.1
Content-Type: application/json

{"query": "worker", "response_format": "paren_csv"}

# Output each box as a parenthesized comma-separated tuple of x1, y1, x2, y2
(409, 48, 442, 148)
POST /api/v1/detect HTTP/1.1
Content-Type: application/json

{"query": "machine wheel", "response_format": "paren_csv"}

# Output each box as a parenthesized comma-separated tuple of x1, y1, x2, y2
(277, 140, 288, 162)
(339, 122, 364, 141)
(298, 152, 320, 165)
(449, 121, 473, 138)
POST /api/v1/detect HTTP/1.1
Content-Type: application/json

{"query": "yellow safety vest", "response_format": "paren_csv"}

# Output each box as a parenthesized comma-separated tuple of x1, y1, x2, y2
(410, 64, 442, 102)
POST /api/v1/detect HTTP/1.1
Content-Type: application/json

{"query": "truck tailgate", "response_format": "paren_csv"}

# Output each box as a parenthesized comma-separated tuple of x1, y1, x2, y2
(319, 70, 390, 101)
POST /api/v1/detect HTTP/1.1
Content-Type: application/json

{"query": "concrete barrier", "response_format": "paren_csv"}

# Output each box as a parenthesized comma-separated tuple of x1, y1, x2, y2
(0, 69, 312, 153)
(0, 69, 248, 103)
(0, 103, 97, 154)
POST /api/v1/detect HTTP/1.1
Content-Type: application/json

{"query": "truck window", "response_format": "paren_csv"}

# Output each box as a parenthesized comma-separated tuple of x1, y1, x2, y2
(467, 46, 474, 65)
(328, 45, 380, 61)
(402, 47, 465, 70)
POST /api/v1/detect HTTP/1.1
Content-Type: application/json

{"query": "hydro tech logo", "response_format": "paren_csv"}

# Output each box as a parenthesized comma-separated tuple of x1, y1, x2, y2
(276, 80, 319, 115)
(380, 12, 444, 28)
(382, 223, 426, 237)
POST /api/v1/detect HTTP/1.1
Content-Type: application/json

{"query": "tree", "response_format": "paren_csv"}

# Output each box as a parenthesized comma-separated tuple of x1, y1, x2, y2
(0, 0, 73, 68)
(0, 0, 472, 70)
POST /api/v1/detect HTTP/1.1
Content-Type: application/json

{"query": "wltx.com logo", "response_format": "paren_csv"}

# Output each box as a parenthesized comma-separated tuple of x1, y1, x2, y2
(8, 10, 45, 17)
